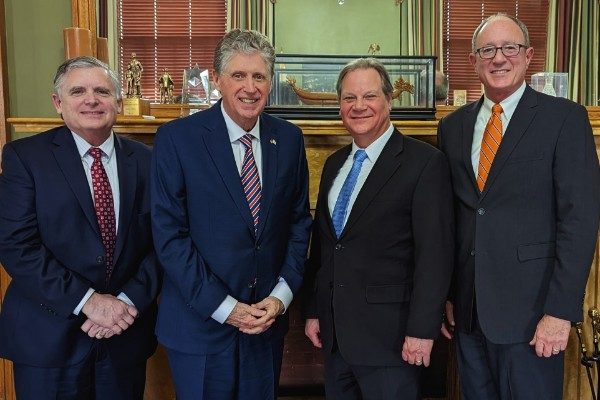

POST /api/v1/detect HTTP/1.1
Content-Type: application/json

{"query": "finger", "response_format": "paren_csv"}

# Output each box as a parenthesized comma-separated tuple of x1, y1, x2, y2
(126, 306, 139, 319)
(80, 319, 94, 333)
(441, 324, 453, 340)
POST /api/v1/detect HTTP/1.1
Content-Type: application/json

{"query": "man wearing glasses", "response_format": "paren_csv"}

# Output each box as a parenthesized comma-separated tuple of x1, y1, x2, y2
(438, 13, 599, 399)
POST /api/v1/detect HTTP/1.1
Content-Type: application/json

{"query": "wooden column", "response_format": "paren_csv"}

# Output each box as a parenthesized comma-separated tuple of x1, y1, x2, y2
(71, 0, 97, 58)
(0, 0, 14, 397)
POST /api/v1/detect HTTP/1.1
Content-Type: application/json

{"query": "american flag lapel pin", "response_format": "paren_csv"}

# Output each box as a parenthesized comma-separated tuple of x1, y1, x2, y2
(270, 139, 277, 145)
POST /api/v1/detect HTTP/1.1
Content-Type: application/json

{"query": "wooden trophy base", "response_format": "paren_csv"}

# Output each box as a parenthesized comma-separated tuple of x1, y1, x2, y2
(122, 97, 151, 117)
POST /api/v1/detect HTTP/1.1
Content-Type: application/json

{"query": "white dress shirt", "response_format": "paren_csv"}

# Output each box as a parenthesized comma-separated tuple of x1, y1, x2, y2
(71, 132, 133, 314)
(328, 123, 395, 224)
(471, 81, 526, 176)
(210, 104, 293, 324)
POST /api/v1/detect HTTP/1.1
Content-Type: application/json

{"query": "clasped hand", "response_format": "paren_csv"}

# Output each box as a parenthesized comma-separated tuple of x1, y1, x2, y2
(80, 292, 138, 339)
(225, 296, 284, 335)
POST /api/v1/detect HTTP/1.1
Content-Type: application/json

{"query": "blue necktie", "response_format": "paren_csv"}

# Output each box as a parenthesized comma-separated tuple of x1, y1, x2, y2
(332, 149, 368, 238)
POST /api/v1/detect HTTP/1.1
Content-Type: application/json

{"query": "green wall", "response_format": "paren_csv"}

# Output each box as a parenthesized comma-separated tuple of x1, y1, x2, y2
(274, 0, 400, 56)
(5, 0, 71, 119)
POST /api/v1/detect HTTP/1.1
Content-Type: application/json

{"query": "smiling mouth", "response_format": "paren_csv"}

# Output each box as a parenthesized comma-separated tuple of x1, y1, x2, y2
(491, 69, 510, 74)
(240, 98, 258, 104)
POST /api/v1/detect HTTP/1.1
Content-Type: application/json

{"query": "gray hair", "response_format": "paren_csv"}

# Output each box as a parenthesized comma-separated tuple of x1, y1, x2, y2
(213, 29, 275, 79)
(472, 13, 530, 52)
(336, 58, 394, 100)
(54, 56, 122, 100)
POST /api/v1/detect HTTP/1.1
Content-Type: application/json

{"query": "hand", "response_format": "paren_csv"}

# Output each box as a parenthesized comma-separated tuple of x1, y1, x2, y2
(240, 296, 285, 335)
(80, 319, 116, 339)
(81, 292, 138, 335)
(305, 318, 322, 348)
(225, 302, 267, 333)
(402, 336, 434, 367)
(529, 314, 570, 357)
(441, 300, 455, 339)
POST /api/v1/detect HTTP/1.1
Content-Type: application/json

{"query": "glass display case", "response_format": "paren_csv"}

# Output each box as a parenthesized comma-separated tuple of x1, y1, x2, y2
(266, 54, 437, 120)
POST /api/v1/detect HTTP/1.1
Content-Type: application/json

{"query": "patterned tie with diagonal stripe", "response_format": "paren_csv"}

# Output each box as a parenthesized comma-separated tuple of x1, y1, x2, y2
(240, 134, 261, 233)
(88, 147, 117, 283)
(477, 103, 503, 192)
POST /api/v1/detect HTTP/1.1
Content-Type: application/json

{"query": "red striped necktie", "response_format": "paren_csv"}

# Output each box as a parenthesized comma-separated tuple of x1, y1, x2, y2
(239, 134, 261, 233)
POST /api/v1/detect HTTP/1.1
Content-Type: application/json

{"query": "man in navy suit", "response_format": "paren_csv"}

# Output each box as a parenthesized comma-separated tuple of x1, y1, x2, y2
(438, 14, 600, 399)
(151, 29, 312, 400)
(0, 56, 161, 399)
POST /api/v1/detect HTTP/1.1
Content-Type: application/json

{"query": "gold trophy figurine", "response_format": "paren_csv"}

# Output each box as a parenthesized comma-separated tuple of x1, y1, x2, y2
(126, 52, 143, 98)
(159, 68, 175, 104)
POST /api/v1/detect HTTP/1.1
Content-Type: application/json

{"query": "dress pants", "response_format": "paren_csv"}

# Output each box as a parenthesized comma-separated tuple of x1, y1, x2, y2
(323, 346, 421, 400)
(166, 333, 284, 400)
(13, 340, 147, 400)
(455, 316, 564, 400)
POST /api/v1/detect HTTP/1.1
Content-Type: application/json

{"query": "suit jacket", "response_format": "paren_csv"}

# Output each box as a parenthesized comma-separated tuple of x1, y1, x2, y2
(437, 85, 600, 344)
(151, 101, 312, 354)
(303, 129, 454, 366)
(0, 126, 160, 368)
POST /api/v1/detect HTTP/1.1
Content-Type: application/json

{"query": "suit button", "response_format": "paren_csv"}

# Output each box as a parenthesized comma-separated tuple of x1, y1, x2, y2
(96, 256, 104, 263)
(256, 245, 261, 251)
(470, 250, 475, 256)
(477, 208, 485, 215)
(335, 244, 342, 250)
(248, 279, 256, 289)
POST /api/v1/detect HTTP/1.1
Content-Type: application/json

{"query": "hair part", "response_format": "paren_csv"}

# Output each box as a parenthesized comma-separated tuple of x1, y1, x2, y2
(54, 56, 122, 100)
(213, 29, 275, 79)
(471, 13, 530, 52)
(336, 58, 393, 100)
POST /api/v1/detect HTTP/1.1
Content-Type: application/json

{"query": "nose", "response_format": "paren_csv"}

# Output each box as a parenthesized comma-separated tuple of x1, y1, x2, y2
(83, 91, 99, 104)
(491, 48, 508, 62)
(353, 97, 367, 111)
(242, 76, 257, 92)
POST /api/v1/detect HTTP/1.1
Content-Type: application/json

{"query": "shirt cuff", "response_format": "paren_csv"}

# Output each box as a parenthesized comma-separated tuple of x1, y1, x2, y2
(211, 295, 238, 324)
(270, 277, 293, 313)
(117, 292, 135, 307)
(74, 288, 95, 315)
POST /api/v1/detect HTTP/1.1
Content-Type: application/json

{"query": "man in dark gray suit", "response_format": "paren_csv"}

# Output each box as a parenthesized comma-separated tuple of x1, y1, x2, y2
(438, 13, 599, 400)
(304, 58, 454, 400)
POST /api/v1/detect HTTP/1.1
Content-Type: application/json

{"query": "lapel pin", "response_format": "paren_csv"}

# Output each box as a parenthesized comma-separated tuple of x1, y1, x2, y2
(270, 139, 277, 145)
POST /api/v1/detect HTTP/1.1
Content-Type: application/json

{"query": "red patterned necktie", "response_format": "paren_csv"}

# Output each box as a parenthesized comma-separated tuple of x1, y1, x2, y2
(239, 134, 261, 233)
(477, 103, 503, 192)
(88, 147, 117, 283)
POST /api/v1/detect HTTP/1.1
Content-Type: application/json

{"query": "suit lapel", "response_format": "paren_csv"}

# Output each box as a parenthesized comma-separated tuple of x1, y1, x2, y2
(341, 130, 404, 237)
(256, 115, 278, 239)
(202, 106, 256, 234)
(320, 145, 351, 240)
(462, 99, 483, 195)
(480, 86, 537, 199)
(51, 127, 99, 234)
(113, 136, 136, 264)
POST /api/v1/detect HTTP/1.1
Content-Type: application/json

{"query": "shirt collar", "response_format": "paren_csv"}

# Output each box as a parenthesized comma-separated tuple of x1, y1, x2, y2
(483, 81, 526, 121)
(221, 103, 261, 143)
(72, 131, 116, 160)
(351, 123, 394, 162)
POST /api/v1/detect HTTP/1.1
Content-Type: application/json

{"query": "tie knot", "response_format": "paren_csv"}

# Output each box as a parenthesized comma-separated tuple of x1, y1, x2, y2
(492, 103, 503, 114)
(354, 149, 367, 163)
(88, 147, 104, 161)
(239, 134, 254, 151)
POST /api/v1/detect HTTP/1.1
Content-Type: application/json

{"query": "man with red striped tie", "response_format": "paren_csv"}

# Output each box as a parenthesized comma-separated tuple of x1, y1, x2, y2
(151, 29, 312, 400)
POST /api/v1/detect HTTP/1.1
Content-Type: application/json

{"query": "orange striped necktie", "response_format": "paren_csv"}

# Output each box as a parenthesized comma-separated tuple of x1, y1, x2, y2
(477, 103, 503, 192)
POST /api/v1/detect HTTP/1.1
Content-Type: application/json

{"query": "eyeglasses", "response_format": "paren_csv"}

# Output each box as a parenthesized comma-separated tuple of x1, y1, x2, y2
(475, 44, 527, 59)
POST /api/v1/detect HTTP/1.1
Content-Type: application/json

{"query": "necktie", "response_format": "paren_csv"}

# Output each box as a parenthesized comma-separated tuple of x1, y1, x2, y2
(88, 148, 117, 283)
(239, 134, 261, 232)
(332, 149, 368, 238)
(477, 103, 503, 192)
